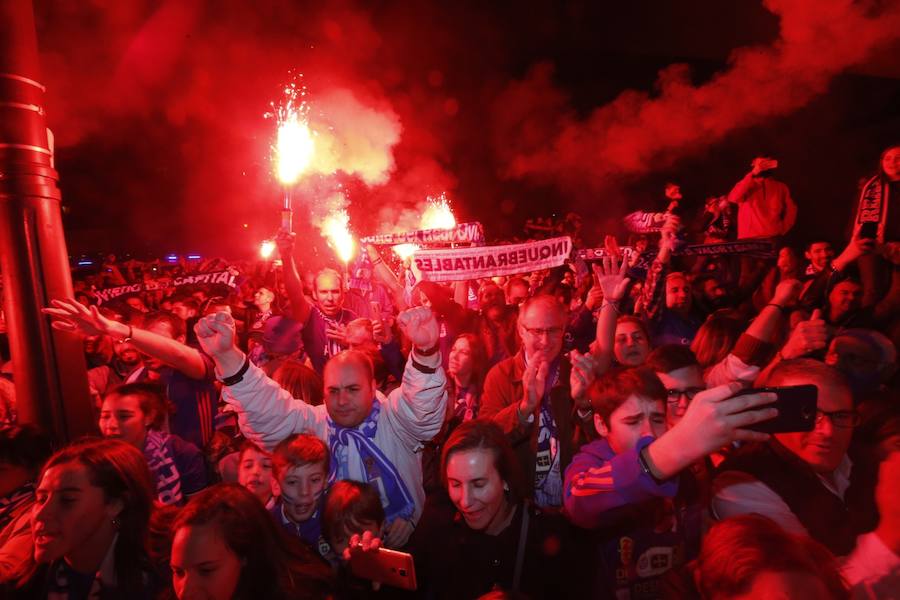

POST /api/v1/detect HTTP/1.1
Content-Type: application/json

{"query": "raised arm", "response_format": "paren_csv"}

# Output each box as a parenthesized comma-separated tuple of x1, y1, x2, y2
(635, 215, 678, 321)
(43, 299, 208, 380)
(727, 158, 775, 204)
(194, 311, 326, 448)
(590, 255, 631, 374)
(366, 244, 408, 311)
(644, 383, 776, 479)
(275, 230, 311, 324)
(384, 307, 447, 449)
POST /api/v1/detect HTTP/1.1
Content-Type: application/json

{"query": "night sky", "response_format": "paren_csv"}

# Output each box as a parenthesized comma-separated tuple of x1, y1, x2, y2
(33, 0, 900, 266)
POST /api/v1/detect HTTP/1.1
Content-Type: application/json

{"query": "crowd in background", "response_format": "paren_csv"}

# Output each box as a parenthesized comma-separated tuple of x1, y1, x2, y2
(0, 146, 898, 599)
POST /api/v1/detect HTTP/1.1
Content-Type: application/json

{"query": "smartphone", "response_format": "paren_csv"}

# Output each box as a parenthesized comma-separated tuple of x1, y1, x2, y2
(349, 547, 418, 591)
(736, 384, 817, 433)
(859, 222, 878, 240)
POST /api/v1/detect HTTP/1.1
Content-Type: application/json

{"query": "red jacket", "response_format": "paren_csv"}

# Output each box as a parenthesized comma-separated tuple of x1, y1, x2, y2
(727, 173, 797, 239)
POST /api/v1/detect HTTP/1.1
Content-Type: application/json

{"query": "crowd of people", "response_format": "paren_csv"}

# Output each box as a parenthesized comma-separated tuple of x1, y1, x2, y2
(0, 146, 898, 599)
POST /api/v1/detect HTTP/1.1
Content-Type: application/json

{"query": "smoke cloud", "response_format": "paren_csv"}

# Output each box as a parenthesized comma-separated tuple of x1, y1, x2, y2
(492, 0, 900, 199)
(30, 0, 900, 257)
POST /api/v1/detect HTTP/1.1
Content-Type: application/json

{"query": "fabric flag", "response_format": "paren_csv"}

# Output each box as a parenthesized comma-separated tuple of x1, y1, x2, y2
(413, 237, 572, 282)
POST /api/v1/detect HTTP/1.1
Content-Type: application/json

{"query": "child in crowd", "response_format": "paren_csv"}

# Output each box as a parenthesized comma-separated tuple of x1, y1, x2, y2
(269, 434, 333, 561)
(237, 439, 277, 509)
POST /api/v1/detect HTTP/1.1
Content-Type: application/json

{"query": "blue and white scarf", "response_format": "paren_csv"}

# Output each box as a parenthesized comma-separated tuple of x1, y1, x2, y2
(327, 398, 416, 523)
(531, 358, 562, 508)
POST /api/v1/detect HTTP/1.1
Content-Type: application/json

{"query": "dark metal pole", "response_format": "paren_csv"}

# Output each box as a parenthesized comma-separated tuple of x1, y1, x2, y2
(0, 0, 95, 440)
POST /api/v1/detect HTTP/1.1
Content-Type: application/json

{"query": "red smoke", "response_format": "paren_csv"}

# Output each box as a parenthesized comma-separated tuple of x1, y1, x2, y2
(492, 0, 900, 200)
(31, 0, 900, 258)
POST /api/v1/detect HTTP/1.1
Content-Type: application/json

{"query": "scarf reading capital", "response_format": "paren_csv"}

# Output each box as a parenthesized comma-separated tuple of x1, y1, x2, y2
(327, 398, 416, 523)
(92, 269, 239, 305)
(414, 236, 572, 282)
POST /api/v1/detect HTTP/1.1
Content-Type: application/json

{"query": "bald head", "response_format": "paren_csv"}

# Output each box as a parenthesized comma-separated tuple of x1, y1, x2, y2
(323, 350, 376, 427)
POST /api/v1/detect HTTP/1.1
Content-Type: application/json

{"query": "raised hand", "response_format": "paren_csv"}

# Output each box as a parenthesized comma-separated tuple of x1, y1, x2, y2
(659, 213, 681, 257)
(325, 323, 349, 347)
(676, 383, 777, 452)
(194, 312, 238, 359)
(751, 157, 778, 175)
(275, 229, 296, 259)
(646, 382, 779, 479)
(771, 278, 803, 308)
(396, 306, 439, 351)
(372, 318, 392, 344)
(42, 298, 122, 338)
(569, 350, 598, 410)
(781, 309, 827, 359)
(594, 254, 631, 304)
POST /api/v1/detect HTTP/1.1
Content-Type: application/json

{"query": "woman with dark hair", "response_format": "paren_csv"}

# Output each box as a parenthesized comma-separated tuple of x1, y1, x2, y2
(7, 438, 159, 599)
(405, 420, 583, 598)
(612, 316, 652, 367)
(411, 281, 471, 370)
(422, 334, 490, 492)
(690, 310, 745, 372)
(691, 514, 849, 599)
(167, 483, 332, 600)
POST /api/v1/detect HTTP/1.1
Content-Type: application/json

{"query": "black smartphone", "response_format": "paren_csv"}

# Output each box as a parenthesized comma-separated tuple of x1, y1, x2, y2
(859, 222, 878, 240)
(736, 384, 817, 433)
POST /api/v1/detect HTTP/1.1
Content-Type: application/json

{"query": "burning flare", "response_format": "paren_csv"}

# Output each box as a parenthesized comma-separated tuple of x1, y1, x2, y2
(259, 240, 276, 259)
(321, 210, 356, 263)
(270, 81, 315, 185)
(392, 243, 420, 260)
(420, 193, 456, 230)
(391, 193, 456, 258)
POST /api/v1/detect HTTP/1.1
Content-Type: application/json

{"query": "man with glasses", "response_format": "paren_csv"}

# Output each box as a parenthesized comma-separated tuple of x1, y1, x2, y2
(481, 294, 599, 510)
(645, 345, 707, 430)
(712, 359, 863, 556)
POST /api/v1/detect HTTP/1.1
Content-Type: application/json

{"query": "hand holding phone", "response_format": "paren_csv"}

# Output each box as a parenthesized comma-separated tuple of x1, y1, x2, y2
(735, 384, 817, 433)
(347, 541, 417, 591)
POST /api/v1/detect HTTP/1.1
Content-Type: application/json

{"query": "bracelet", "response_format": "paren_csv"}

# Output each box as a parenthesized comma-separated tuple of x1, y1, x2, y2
(411, 358, 438, 374)
(601, 300, 620, 314)
(765, 303, 787, 313)
(638, 445, 667, 485)
(220, 355, 251, 386)
(415, 343, 440, 357)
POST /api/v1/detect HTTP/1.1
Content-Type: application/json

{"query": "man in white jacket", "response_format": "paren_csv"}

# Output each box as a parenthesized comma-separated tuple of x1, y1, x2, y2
(194, 307, 446, 548)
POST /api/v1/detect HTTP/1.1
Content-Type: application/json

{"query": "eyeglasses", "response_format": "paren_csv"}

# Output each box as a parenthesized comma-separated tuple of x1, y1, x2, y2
(816, 409, 860, 429)
(521, 325, 564, 339)
(665, 387, 704, 404)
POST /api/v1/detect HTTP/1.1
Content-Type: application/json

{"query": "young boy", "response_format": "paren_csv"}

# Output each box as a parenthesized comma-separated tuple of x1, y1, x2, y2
(237, 439, 276, 509)
(269, 433, 332, 560)
(563, 367, 776, 598)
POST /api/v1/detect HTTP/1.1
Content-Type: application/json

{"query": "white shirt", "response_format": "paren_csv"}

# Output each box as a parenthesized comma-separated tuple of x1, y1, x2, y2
(842, 532, 900, 599)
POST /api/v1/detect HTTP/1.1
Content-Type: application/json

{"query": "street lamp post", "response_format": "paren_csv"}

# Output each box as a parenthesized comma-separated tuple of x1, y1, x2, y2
(0, 0, 95, 441)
